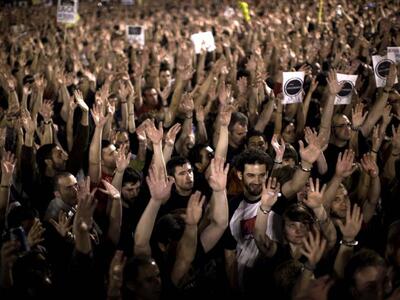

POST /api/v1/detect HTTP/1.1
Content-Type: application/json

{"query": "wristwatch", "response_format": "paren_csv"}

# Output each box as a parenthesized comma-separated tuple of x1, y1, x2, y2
(340, 239, 358, 247)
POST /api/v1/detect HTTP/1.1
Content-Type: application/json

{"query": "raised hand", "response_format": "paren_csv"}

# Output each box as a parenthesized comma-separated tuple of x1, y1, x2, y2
(260, 177, 281, 212)
(300, 229, 327, 269)
(136, 121, 147, 142)
(337, 204, 363, 241)
(299, 139, 321, 167)
(183, 191, 205, 226)
(219, 105, 234, 127)
(271, 134, 285, 162)
(303, 178, 326, 209)
(1, 152, 16, 185)
(90, 102, 108, 127)
(0, 240, 19, 270)
(69, 95, 78, 112)
(179, 93, 195, 117)
(74, 89, 89, 112)
(115, 144, 130, 173)
(21, 109, 36, 135)
(208, 156, 229, 192)
(39, 100, 54, 122)
(237, 77, 248, 96)
(146, 166, 174, 204)
(218, 83, 232, 106)
(49, 211, 72, 238)
(371, 125, 382, 153)
(145, 121, 164, 145)
(392, 125, 400, 153)
(74, 184, 97, 232)
(27, 218, 45, 248)
(99, 180, 121, 200)
(327, 69, 343, 95)
(22, 84, 32, 96)
(159, 85, 171, 104)
(34, 74, 47, 91)
(335, 149, 356, 178)
(108, 250, 126, 293)
(360, 153, 379, 178)
(382, 104, 392, 125)
(351, 103, 368, 129)
(165, 123, 181, 146)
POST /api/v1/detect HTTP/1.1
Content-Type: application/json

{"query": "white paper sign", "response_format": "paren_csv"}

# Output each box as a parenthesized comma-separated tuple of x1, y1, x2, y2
(121, 0, 134, 5)
(126, 25, 145, 46)
(388, 47, 400, 63)
(57, 0, 78, 24)
(372, 53, 397, 88)
(190, 32, 216, 54)
(335, 74, 358, 105)
(282, 72, 305, 104)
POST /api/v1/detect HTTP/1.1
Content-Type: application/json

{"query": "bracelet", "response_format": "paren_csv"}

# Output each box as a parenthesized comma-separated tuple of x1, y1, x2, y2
(391, 152, 400, 157)
(120, 101, 127, 104)
(259, 205, 271, 214)
(371, 149, 378, 154)
(185, 115, 193, 119)
(340, 239, 358, 247)
(44, 120, 52, 125)
(299, 163, 312, 172)
(274, 160, 282, 165)
(351, 126, 359, 132)
(383, 88, 391, 93)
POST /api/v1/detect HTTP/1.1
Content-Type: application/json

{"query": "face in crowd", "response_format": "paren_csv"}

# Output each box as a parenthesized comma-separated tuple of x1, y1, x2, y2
(332, 114, 352, 142)
(238, 163, 268, 197)
(173, 162, 194, 193)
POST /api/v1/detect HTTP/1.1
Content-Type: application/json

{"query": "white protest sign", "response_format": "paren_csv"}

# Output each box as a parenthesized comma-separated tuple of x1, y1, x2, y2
(190, 32, 216, 54)
(388, 47, 400, 63)
(282, 72, 305, 104)
(121, 0, 134, 5)
(126, 25, 145, 46)
(334, 74, 358, 105)
(57, 0, 78, 24)
(372, 53, 397, 88)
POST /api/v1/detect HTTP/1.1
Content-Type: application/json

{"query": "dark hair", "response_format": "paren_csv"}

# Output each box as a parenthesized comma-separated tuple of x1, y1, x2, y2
(283, 203, 315, 227)
(7, 206, 39, 229)
(283, 143, 299, 164)
(122, 167, 143, 186)
(153, 213, 185, 245)
(123, 255, 157, 285)
(101, 140, 113, 150)
(246, 130, 267, 145)
(166, 156, 191, 176)
(233, 149, 273, 173)
(271, 165, 296, 186)
(228, 112, 248, 131)
(53, 172, 74, 192)
(344, 249, 386, 287)
(36, 144, 57, 175)
(188, 144, 211, 165)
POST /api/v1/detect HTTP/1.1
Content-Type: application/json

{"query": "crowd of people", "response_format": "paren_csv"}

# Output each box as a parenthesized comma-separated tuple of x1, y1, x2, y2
(0, 0, 400, 299)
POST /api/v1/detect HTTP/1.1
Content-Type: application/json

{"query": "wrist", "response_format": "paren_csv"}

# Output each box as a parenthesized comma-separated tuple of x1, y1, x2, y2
(340, 239, 358, 247)
(303, 261, 316, 271)
(300, 161, 312, 171)
(259, 205, 272, 214)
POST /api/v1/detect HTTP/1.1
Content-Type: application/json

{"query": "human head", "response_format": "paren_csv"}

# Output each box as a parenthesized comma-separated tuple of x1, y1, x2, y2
(53, 172, 78, 206)
(234, 149, 273, 198)
(159, 69, 171, 89)
(282, 204, 315, 245)
(123, 256, 162, 300)
(37, 144, 68, 175)
(122, 168, 142, 204)
(114, 130, 130, 154)
(166, 156, 194, 195)
(282, 122, 296, 144)
(143, 86, 158, 107)
(345, 249, 389, 300)
(282, 143, 299, 168)
(330, 184, 350, 220)
(188, 144, 214, 173)
(101, 140, 118, 170)
(228, 112, 248, 148)
(332, 114, 352, 143)
(246, 130, 268, 152)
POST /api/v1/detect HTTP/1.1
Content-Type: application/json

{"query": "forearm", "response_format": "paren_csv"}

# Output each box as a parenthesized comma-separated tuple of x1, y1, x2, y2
(316, 153, 328, 175)
(254, 209, 276, 257)
(89, 127, 103, 184)
(67, 110, 75, 152)
(108, 197, 122, 245)
(134, 199, 161, 256)
(41, 123, 53, 145)
(112, 171, 124, 192)
(196, 120, 208, 144)
(319, 93, 335, 144)
(363, 176, 380, 223)
(383, 151, 399, 181)
(127, 101, 136, 133)
(152, 143, 167, 181)
(282, 167, 311, 199)
(121, 102, 128, 130)
(254, 100, 274, 132)
(361, 92, 388, 137)
(313, 206, 337, 248)
(163, 144, 174, 164)
(74, 230, 92, 255)
(171, 224, 197, 286)
(215, 124, 228, 159)
(334, 244, 354, 278)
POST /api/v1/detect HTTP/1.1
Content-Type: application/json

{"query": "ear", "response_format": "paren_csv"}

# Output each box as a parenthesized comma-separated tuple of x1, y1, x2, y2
(54, 191, 61, 199)
(44, 158, 53, 167)
(237, 171, 243, 181)
(194, 162, 202, 171)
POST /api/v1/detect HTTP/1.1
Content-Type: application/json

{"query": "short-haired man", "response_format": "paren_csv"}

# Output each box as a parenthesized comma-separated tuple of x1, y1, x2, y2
(227, 112, 248, 163)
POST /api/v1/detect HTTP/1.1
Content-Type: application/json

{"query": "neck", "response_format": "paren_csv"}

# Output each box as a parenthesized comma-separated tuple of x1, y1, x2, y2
(243, 190, 261, 202)
(45, 167, 56, 177)
(176, 186, 192, 196)
(102, 165, 115, 176)
(332, 138, 348, 148)
(289, 243, 303, 259)
(229, 140, 239, 149)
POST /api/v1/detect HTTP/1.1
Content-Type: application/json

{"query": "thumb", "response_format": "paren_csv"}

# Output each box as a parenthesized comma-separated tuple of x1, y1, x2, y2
(299, 140, 305, 151)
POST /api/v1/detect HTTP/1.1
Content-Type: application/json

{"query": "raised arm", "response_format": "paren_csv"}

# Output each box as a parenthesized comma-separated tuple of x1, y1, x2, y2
(200, 157, 229, 253)
(134, 167, 174, 256)
(0, 152, 16, 229)
(359, 153, 380, 223)
(163, 123, 181, 164)
(171, 191, 205, 286)
(145, 121, 167, 180)
(254, 177, 280, 258)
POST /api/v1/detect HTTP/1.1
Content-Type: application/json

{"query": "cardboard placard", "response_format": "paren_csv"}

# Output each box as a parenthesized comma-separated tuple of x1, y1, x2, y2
(126, 25, 145, 46)
(282, 72, 305, 104)
(335, 74, 358, 105)
(190, 32, 216, 54)
(388, 47, 400, 63)
(57, 0, 78, 24)
(372, 53, 397, 88)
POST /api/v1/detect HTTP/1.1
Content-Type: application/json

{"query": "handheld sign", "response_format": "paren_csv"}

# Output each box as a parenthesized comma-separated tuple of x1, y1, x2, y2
(388, 47, 400, 63)
(372, 53, 397, 88)
(190, 32, 216, 54)
(57, 0, 78, 25)
(126, 25, 145, 47)
(335, 74, 358, 105)
(282, 72, 305, 104)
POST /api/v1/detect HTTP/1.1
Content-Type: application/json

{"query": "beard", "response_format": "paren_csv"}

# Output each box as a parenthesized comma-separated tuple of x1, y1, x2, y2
(244, 183, 263, 196)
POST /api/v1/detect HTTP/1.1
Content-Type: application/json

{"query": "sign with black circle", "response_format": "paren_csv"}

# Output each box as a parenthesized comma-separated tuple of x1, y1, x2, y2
(337, 81, 354, 98)
(375, 59, 392, 79)
(284, 77, 303, 97)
